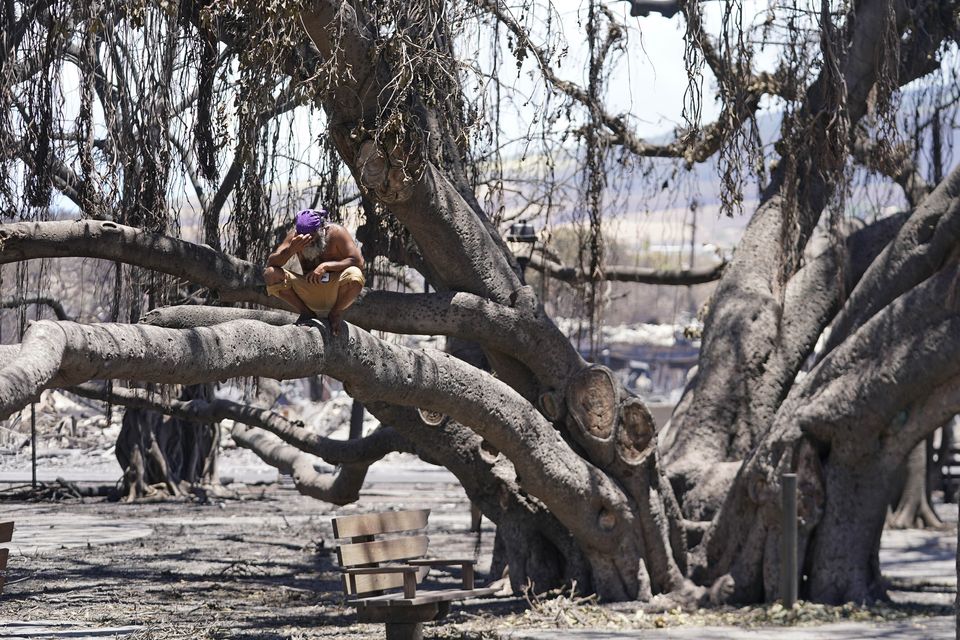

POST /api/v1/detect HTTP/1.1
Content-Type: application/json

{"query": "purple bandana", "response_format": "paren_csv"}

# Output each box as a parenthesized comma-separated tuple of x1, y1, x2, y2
(295, 209, 329, 235)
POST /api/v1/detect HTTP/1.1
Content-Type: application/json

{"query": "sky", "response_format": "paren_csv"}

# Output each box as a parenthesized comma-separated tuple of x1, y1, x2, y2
(488, 0, 774, 139)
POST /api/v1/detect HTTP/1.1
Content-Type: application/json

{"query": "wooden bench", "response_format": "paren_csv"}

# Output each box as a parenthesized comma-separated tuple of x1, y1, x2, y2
(0, 520, 12, 594)
(332, 508, 496, 640)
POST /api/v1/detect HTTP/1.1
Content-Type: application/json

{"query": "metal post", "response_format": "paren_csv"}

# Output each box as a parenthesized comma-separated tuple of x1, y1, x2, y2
(781, 473, 798, 607)
(30, 403, 37, 489)
(349, 400, 365, 440)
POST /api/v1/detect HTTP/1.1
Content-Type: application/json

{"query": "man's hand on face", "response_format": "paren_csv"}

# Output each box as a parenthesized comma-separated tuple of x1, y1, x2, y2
(288, 233, 314, 253)
(306, 264, 328, 284)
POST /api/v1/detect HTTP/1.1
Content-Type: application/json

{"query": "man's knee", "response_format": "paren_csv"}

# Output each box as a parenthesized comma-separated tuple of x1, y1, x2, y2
(340, 280, 362, 298)
(263, 266, 284, 285)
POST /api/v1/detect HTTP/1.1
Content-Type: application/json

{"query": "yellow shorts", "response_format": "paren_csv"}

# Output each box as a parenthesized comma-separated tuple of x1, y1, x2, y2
(266, 266, 365, 316)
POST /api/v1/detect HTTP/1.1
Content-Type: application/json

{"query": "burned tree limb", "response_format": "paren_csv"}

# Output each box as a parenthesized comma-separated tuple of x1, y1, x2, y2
(68, 382, 413, 464)
(231, 425, 370, 505)
(0, 296, 72, 320)
(0, 220, 274, 307)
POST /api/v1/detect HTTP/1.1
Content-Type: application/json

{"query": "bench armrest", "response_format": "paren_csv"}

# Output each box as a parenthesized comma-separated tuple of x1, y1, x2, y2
(407, 558, 476, 589)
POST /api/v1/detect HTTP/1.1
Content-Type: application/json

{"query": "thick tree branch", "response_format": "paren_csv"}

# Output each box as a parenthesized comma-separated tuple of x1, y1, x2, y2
(793, 267, 960, 455)
(896, 1, 960, 87)
(895, 375, 960, 461)
(0, 220, 275, 307)
(231, 424, 369, 505)
(0, 318, 636, 561)
(823, 162, 960, 355)
(0, 321, 66, 409)
(140, 289, 578, 390)
(527, 253, 725, 286)
(775, 212, 910, 377)
(140, 306, 297, 328)
(0, 296, 71, 320)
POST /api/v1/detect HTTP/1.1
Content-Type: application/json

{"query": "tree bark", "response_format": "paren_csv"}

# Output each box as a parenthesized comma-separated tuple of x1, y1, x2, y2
(663, 212, 907, 519)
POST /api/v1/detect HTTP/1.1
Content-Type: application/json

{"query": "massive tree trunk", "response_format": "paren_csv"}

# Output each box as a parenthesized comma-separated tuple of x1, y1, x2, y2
(663, 0, 955, 521)
(700, 262, 960, 603)
(659, 0, 960, 604)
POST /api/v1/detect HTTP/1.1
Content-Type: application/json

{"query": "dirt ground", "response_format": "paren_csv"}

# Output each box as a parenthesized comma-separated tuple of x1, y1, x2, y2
(0, 475, 955, 640)
(0, 478, 516, 639)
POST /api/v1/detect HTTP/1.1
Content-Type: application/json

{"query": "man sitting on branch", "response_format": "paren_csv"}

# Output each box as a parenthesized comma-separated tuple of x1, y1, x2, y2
(264, 208, 365, 335)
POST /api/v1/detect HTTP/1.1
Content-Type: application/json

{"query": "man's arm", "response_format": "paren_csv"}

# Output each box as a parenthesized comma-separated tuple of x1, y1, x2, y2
(267, 229, 312, 267)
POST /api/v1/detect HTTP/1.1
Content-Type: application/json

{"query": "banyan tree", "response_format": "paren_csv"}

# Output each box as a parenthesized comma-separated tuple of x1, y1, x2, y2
(1, 0, 959, 604)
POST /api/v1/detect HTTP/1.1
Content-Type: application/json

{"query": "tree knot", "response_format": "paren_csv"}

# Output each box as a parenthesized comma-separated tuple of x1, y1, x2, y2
(357, 139, 418, 204)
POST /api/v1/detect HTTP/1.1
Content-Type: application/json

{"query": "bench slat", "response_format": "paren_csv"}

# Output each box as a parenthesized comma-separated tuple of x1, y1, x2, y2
(337, 535, 428, 567)
(332, 509, 429, 539)
(345, 565, 429, 596)
(0, 521, 12, 544)
(353, 586, 498, 607)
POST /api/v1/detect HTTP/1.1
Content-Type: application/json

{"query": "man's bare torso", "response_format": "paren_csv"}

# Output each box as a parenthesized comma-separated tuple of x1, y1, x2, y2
(292, 223, 350, 274)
